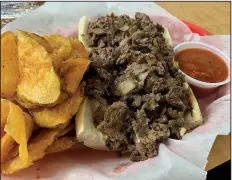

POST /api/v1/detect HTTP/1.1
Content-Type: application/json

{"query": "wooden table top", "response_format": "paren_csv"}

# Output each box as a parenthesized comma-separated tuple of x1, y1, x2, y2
(157, 2, 230, 35)
(1, 1, 230, 171)
(157, 2, 231, 170)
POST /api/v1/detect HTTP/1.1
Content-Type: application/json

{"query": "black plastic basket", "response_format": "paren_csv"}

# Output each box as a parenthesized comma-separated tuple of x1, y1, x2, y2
(206, 160, 231, 180)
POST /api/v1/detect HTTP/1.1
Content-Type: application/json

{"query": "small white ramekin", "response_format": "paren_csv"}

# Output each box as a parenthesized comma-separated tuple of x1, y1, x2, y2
(173, 42, 230, 89)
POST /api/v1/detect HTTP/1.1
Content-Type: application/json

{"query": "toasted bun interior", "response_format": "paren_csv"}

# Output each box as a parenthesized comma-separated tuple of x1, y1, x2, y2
(75, 97, 107, 150)
(78, 16, 91, 52)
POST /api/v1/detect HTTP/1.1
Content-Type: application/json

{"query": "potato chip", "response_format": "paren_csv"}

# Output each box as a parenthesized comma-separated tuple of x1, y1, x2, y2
(1, 99, 10, 138)
(1, 129, 59, 174)
(1, 124, 74, 174)
(28, 32, 53, 53)
(60, 58, 90, 94)
(10, 98, 28, 112)
(51, 51, 65, 73)
(31, 87, 84, 128)
(43, 34, 72, 72)
(1, 31, 19, 99)
(6, 144, 19, 160)
(58, 123, 75, 137)
(43, 34, 71, 55)
(67, 38, 89, 59)
(46, 91, 70, 107)
(46, 136, 77, 154)
(14, 96, 41, 109)
(16, 30, 61, 106)
(4, 101, 34, 163)
(1, 99, 9, 129)
(15, 91, 70, 109)
(2, 144, 19, 166)
(22, 112, 35, 141)
(1, 128, 5, 139)
(1, 134, 15, 163)
(6, 123, 43, 160)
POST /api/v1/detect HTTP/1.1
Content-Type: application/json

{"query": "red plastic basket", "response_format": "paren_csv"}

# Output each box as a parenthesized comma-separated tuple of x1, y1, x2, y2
(182, 20, 213, 36)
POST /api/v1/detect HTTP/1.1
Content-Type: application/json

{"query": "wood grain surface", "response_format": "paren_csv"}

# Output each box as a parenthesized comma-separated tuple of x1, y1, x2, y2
(157, 2, 231, 170)
(156, 2, 231, 35)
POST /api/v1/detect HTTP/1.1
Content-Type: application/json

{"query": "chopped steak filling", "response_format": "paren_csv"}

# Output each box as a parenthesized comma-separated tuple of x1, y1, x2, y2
(83, 12, 192, 161)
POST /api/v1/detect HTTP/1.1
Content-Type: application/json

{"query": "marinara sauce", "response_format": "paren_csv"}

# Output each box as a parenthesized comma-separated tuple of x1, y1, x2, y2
(175, 48, 228, 83)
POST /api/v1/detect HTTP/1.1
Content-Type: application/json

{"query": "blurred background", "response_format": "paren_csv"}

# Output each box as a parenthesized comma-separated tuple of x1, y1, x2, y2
(1, 2, 44, 28)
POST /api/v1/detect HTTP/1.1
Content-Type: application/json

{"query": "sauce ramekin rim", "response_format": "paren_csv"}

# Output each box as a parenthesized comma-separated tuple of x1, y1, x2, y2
(173, 41, 230, 87)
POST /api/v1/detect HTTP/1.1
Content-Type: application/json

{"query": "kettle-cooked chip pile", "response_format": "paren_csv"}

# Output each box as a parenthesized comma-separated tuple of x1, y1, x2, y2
(1, 30, 90, 174)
